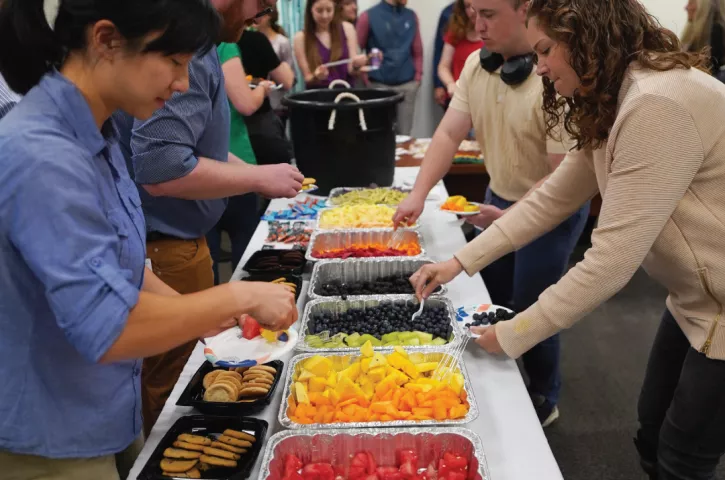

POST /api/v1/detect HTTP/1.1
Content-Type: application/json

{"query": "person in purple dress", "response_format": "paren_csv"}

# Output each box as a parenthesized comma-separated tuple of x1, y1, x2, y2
(294, 0, 369, 88)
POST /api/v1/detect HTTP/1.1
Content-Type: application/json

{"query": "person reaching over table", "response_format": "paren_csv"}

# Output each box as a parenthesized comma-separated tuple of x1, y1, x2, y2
(438, 0, 484, 102)
(114, 0, 303, 438)
(395, 0, 589, 428)
(294, 0, 368, 88)
(0, 0, 297, 478)
(410, 0, 725, 477)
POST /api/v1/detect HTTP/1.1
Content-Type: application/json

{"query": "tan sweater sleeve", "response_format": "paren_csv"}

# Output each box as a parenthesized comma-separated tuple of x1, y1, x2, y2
(454, 148, 599, 275)
(495, 94, 705, 359)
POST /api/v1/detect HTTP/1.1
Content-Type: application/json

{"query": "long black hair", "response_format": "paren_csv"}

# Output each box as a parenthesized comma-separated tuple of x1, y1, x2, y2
(0, 0, 221, 94)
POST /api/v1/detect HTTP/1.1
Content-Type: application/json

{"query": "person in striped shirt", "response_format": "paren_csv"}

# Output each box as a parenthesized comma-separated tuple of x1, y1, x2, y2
(0, 72, 19, 120)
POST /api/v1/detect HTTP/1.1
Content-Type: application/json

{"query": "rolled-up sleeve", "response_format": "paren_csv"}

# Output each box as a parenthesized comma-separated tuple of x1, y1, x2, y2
(130, 62, 212, 185)
(9, 145, 140, 363)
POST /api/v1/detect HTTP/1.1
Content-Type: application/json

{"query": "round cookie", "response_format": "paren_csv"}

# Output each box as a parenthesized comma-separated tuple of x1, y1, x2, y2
(160, 458, 198, 473)
(163, 448, 202, 460)
(199, 454, 237, 468)
(222, 429, 256, 442)
(202, 370, 223, 389)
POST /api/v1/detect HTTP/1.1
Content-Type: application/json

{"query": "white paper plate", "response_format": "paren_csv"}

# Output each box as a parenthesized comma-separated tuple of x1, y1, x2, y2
(249, 83, 284, 91)
(439, 202, 482, 217)
(396, 135, 412, 144)
(298, 184, 319, 194)
(455, 304, 515, 338)
(203, 327, 298, 368)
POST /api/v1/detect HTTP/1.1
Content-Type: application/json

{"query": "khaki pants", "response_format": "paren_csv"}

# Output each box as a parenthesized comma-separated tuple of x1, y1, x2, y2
(0, 436, 144, 480)
(142, 237, 214, 436)
(370, 80, 420, 135)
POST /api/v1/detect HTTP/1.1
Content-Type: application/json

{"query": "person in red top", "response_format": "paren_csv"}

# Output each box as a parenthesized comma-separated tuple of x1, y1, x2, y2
(438, 0, 484, 101)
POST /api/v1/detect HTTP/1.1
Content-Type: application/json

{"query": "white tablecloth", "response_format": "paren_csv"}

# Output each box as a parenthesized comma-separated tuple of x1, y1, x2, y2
(127, 167, 562, 480)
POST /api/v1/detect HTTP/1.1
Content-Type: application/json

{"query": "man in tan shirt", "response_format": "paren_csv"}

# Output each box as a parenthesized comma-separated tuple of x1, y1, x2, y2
(393, 0, 588, 427)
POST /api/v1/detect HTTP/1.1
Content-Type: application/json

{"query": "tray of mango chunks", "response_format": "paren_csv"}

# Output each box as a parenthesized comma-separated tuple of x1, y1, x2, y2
(306, 228, 426, 263)
(308, 258, 446, 300)
(297, 296, 461, 353)
(278, 348, 479, 430)
(258, 427, 490, 480)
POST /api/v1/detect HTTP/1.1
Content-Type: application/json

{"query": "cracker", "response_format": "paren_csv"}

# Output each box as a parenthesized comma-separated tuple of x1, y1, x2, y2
(177, 434, 212, 446)
(218, 435, 253, 448)
(303, 177, 316, 186)
(203, 446, 241, 460)
(199, 454, 238, 468)
(163, 448, 202, 460)
(173, 441, 206, 452)
(211, 440, 247, 454)
(160, 458, 198, 473)
(222, 429, 256, 442)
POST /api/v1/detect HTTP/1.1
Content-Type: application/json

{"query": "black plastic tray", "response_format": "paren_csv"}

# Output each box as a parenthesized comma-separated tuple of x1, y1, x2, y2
(243, 249, 307, 275)
(241, 274, 303, 302)
(177, 361, 284, 416)
(138, 415, 268, 480)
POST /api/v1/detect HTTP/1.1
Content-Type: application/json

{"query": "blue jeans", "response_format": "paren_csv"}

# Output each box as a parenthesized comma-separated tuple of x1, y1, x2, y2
(206, 193, 260, 285)
(635, 309, 725, 480)
(480, 188, 590, 405)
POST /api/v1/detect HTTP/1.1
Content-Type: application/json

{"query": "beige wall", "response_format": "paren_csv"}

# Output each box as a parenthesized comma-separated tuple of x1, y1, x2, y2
(356, 0, 688, 138)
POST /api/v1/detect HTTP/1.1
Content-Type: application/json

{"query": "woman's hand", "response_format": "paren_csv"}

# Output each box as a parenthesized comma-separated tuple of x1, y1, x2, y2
(258, 80, 276, 96)
(470, 325, 505, 355)
(314, 65, 330, 81)
(447, 82, 458, 98)
(233, 281, 298, 331)
(409, 258, 464, 300)
(352, 54, 368, 69)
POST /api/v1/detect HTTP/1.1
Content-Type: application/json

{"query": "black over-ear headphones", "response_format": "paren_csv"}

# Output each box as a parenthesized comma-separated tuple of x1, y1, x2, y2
(479, 47, 534, 86)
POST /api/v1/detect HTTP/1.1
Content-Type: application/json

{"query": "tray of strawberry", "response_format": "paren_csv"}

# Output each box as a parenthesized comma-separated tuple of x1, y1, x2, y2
(307, 229, 425, 262)
(258, 427, 490, 480)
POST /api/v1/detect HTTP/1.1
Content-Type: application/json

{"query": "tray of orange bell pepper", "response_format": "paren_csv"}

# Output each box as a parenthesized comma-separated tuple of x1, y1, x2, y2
(278, 346, 478, 429)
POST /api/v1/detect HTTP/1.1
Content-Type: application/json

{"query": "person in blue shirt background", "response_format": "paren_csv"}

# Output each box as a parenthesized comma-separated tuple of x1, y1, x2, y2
(0, 72, 19, 120)
(433, 3, 455, 108)
(114, 0, 303, 437)
(0, 0, 297, 478)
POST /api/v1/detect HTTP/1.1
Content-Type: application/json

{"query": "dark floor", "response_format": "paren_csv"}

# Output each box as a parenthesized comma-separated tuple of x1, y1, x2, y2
(543, 245, 725, 480)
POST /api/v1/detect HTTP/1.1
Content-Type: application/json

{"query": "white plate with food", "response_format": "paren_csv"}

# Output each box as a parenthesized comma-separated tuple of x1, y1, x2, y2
(439, 202, 482, 217)
(455, 304, 516, 338)
(203, 321, 298, 368)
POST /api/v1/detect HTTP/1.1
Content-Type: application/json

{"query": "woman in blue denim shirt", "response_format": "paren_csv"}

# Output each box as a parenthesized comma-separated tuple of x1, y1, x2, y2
(0, 1, 298, 478)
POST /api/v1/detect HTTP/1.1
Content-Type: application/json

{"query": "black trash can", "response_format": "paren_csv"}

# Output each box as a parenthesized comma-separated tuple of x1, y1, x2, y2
(283, 88, 404, 196)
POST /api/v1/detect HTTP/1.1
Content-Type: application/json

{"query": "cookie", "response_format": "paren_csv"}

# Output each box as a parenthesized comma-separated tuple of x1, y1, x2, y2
(163, 448, 202, 460)
(203, 383, 237, 402)
(246, 377, 273, 386)
(173, 441, 206, 452)
(198, 463, 211, 471)
(177, 434, 212, 446)
(202, 370, 223, 389)
(202, 446, 241, 460)
(200, 454, 237, 468)
(218, 435, 253, 448)
(160, 458, 198, 473)
(239, 385, 269, 398)
(233, 367, 249, 374)
(211, 440, 247, 454)
(161, 469, 201, 479)
(214, 378, 242, 396)
(303, 177, 316, 186)
(247, 365, 277, 375)
(243, 375, 273, 385)
(222, 429, 256, 442)
(243, 371, 274, 380)
(216, 370, 243, 382)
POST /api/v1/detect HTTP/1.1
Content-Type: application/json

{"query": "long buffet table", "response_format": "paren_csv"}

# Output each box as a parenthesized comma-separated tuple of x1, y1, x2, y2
(127, 167, 563, 480)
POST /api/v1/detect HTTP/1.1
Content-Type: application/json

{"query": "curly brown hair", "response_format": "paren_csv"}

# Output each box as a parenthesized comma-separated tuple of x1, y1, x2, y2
(447, 0, 474, 45)
(527, 0, 710, 150)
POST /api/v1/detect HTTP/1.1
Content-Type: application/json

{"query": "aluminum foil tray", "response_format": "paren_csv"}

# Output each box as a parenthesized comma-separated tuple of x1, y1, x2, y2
(327, 187, 412, 207)
(259, 427, 490, 480)
(308, 258, 447, 300)
(315, 207, 420, 231)
(278, 349, 479, 429)
(306, 229, 426, 263)
(296, 295, 462, 353)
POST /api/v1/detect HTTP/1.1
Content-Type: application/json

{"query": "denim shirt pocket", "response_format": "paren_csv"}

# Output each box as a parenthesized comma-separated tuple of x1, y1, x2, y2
(106, 209, 131, 269)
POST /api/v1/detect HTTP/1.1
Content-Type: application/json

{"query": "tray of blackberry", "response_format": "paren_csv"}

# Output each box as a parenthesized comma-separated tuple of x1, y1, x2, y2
(456, 304, 516, 338)
(296, 296, 462, 352)
(308, 258, 446, 300)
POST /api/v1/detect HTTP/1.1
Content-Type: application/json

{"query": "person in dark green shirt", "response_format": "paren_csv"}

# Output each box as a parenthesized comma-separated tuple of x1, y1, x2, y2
(207, 42, 276, 283)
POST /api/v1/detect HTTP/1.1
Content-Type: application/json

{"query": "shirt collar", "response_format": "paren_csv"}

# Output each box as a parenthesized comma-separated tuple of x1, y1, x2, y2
(39, 71, 118, 156)
(380, 1, 403, 13)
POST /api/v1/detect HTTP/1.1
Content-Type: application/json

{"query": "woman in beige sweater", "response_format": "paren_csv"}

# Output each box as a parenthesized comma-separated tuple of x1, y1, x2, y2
(411, 0, 725, 478)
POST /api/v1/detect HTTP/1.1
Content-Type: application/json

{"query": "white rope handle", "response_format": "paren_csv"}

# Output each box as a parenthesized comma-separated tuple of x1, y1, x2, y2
(327, 92, 368, 132)
(328, 79, 352, 90)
